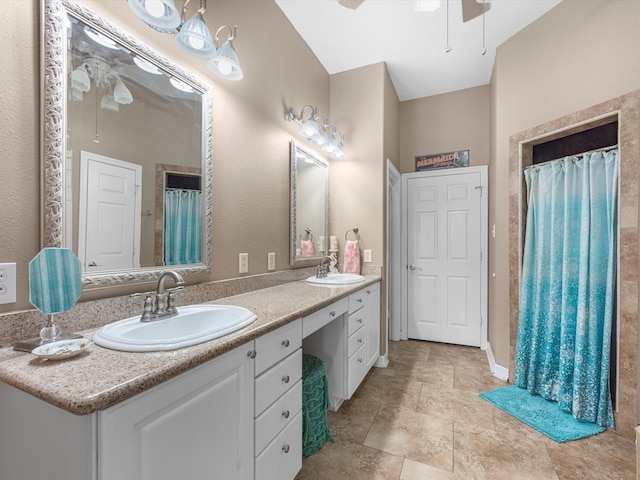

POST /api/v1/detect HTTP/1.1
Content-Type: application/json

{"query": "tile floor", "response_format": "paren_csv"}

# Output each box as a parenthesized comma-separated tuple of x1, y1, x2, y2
(295, 340, 636, 480)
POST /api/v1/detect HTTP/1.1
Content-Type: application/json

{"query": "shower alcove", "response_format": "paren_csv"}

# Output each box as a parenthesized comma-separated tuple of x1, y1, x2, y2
(509, 90, 640, 439)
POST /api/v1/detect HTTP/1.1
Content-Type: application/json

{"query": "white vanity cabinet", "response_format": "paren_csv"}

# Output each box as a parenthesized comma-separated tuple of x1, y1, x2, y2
(302, 281, 381, 408)
(364, 282, 381, 370)
(0, 342, 255, 480)
(99, 343, 255, 480)
(253, 318, 303, 480)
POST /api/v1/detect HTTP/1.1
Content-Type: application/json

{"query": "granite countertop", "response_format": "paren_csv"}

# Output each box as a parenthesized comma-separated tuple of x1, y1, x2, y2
(0, 276, 380, 415)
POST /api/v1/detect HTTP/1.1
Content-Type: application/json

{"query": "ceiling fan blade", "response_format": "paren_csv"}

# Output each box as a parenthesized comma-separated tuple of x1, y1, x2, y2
(338, 0, 366, 9)
(461, 0, 490, 23)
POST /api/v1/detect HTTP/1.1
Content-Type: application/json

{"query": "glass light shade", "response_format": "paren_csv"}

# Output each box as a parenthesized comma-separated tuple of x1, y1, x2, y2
(323, 134, 339, 154)
(333, 140, 346, 159)
(100, 94, 120, 112)
(176, 13, 216, 58)
(169, 76, 194, 92)
(133, 56, 162, 75)
(70, 87, 84, 101)
(71, 66, 91, 92)
(128, 0, 181, 33)
(299, 118, 319, 139)
(207, 40, 243, 80)
(415, 0, 441, 12)
(114, 80, 134, 104)
(311, 130, 328, 147)
(84, 27, 118, 49)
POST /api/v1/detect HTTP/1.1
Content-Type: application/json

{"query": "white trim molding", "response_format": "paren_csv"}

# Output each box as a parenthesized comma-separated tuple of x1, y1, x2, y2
(485, 342, 509, 382)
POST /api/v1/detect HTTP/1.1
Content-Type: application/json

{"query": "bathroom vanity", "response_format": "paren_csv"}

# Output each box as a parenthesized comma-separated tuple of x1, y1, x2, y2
(0, 277, 381, 480)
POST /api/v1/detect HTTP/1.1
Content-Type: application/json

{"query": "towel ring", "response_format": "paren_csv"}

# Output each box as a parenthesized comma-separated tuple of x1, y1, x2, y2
(300, 227, 313, 241)
(345, 227, 360, 241)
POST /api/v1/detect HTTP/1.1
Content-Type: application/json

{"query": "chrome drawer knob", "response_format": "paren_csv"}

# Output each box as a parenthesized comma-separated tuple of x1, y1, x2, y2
(358, 298, 363, 303)
(358, 358, 363, 363)
(282, 375, 290, 384)
(329, 311, 336, 317)
(247, 350, 257, 359)
(282, 444, 290, 454)
(282, 410, 290, 419)
(358, 338, 363, 343)
(358, 319, 363, 323)
(282, 339, 290, 347)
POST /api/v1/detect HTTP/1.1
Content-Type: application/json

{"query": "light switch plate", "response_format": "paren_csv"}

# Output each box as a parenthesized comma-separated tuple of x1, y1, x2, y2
(268, 252, 276, 271)
(364, 250, 372, 263)
(239, 253, 248, 273)
(0, 262, 17, 304)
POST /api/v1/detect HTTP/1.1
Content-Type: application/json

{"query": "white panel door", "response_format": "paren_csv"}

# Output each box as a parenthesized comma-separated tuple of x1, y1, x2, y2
(78, 151, 141, 272)
(406, 169, 484, 347)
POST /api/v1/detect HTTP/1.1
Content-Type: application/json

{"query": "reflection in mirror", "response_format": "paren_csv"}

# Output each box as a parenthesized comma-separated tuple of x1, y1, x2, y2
(290, 141, 329, 268)
(42, 0, 212, 288)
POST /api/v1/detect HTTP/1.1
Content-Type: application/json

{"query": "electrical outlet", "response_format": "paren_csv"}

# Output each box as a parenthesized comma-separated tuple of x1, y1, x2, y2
(0, 263, 17, 304)
(268, 252, 276, 271)
(239, 253, 249, 274)
(363, 249, 372, 263)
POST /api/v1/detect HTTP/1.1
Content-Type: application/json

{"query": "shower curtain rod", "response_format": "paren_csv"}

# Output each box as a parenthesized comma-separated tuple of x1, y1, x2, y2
(524, 144, 618, 171)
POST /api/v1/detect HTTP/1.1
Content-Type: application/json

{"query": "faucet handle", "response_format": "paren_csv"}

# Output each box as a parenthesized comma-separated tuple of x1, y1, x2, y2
(130, 291, 155, 321)
(166, 286, 184, 315)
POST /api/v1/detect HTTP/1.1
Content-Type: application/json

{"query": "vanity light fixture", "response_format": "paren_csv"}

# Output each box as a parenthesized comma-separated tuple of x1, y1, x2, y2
(70, 58, 134, 110)
(286, 105, 347, 159)
(128, 0, 243, 80)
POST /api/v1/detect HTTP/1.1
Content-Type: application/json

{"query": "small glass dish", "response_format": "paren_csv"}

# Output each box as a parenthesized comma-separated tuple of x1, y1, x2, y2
(32, 338, 93, 361)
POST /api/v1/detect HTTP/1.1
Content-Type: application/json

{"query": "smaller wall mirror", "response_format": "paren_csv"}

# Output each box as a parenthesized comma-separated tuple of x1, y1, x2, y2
(290, 141, 329, 267)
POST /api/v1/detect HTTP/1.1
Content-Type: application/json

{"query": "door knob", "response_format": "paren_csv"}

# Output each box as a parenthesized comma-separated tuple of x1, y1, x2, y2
(409, 264, 422, 271)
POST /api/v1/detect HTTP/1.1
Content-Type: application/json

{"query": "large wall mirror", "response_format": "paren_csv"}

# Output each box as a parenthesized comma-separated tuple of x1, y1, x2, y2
(42, 0, 213, 288)
(290, 141, 329, 267)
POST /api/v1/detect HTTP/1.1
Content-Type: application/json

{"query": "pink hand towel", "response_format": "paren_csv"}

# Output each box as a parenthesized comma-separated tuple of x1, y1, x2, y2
(300, 240, 315, 257)
(343, 240, 361, 274)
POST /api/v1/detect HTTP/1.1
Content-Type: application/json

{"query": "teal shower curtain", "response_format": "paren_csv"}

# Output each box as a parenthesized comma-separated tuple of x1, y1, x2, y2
(514, 149, 618, 428)
(164, 189, 202, 265)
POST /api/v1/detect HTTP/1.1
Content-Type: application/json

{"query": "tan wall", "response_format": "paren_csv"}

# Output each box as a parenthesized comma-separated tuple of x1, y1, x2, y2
(398, 85, 491, 174)
(489, 0, 640, 367)
(0, 0, 332, 312)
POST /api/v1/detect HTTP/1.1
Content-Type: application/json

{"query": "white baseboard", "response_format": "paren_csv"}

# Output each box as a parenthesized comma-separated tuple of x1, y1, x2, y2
(375, 353, 389, 368)
(485, 342, 509, 382)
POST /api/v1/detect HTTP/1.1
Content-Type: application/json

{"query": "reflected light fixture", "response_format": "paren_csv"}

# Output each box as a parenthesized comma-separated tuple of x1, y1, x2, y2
(286, 105, 347, 159)
(128, 0, 243, 80)
(70, 57, 134, 111)
(415, 0, 441, 12)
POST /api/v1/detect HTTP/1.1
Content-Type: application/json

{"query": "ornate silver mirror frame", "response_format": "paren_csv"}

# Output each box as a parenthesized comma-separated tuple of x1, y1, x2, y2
(42, 0, 213, 288)
(289, 141, 329, 268)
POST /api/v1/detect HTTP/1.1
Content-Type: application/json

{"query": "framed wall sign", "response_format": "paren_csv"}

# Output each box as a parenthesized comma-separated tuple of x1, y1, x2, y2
(415, 150, 469, 171)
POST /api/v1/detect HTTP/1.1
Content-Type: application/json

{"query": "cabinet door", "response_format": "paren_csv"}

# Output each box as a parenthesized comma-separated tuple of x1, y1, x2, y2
(98, 344, 255, 480)
(366, 283, 381, 370)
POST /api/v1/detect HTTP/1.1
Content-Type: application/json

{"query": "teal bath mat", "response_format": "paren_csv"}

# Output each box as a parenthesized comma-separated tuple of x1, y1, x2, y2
(479, 385, 605, 443)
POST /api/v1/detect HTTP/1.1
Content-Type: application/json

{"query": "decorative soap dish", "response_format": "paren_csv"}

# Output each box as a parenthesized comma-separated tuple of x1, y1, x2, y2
(31, 338, 93, 361)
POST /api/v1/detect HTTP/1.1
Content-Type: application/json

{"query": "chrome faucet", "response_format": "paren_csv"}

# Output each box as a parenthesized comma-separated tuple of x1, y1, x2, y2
(132, 270, 185, 322)
(316, 256, 332, 278)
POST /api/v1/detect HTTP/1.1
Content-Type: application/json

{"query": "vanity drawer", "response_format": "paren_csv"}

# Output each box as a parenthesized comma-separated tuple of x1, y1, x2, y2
(347, 344, 367, 398)
(255, 319, 302, 376)
(302, 297, 348, 338)
(347, 309, 365, 336)
(255, 349, 302, 416)
(347, 328, 365, 357)
(255, 380, 302, 456)
(348, 290, 366, 314)
(255, 410, 302, 480)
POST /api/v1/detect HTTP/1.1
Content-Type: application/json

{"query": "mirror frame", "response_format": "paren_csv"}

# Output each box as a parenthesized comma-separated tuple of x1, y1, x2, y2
(289, 141, 329, 268)
(42, 0, 213, 288)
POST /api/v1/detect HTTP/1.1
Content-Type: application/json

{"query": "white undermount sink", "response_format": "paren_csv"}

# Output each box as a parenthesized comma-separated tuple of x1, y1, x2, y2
(306, 273, 366, 285)
(93, 304, 257, 352)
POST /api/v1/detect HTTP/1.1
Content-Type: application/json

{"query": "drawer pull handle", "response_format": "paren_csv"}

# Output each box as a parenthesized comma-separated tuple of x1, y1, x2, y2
(282, 375, 290, 384)
(329, 311, 336, 317)
(282, 410, 290, 419)
(358, 319, 363, 324)
(282, 339, 290, 348)
(282, 444, 290, 454)
(247, 350, 257, 359)
(358, 358, 363, 363)
(358, 338, 363, 344)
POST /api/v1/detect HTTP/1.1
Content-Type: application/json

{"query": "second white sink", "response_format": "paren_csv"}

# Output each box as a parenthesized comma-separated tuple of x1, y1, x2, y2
(306, 273, 366, 285)
(93, 304, 257, 352)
